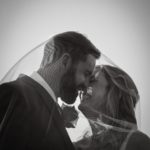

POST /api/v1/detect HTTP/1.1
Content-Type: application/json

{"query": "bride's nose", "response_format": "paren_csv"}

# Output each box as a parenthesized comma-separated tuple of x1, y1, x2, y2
(84, 77, 91, 88)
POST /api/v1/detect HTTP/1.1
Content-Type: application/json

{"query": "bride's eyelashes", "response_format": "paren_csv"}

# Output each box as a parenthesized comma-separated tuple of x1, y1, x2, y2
(89, 75, 96, 83)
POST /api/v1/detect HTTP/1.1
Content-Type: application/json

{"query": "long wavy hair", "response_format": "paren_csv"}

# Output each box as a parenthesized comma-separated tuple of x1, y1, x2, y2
(101, 65, 139, 124)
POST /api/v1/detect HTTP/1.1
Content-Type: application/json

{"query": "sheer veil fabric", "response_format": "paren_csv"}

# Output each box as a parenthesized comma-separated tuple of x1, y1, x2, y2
(0, 40, 47, 84)
(65, 54, 140, 150)
(0, 39, 141, 150)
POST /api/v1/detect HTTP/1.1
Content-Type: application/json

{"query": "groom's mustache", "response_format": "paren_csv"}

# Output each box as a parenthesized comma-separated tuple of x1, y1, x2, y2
(64, 84, 86, 93)
(77, 84, 86, 91)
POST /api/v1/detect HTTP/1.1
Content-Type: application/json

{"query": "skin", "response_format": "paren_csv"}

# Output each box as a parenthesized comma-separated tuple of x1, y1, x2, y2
(60, 54, 96, 104)
(78, 68, 109, 118)
(74, 54, 96, 90)
(38, 53, 96, 104)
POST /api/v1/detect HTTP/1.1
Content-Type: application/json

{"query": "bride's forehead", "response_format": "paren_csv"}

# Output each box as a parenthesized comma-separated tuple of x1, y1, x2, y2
(94, 69, 108, 86)
(93, 66, 103, 78)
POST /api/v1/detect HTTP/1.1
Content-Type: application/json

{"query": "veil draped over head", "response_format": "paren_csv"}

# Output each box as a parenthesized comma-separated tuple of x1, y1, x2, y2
(0, 39, 141, 150)
(64, 54, 140, 150)
(61, 56, 140, 149)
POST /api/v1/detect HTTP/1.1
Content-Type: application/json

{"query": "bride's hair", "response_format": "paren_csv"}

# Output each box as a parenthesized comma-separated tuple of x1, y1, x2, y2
(75, 65, 140, 150)
(101, 65, 139, 124)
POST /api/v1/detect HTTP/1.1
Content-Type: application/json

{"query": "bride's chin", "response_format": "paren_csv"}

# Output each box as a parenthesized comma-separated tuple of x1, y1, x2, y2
(78, 104, 92, 118)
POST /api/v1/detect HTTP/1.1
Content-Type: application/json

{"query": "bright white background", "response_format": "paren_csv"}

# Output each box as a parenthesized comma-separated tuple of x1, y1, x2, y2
(0, 0, 149, 136)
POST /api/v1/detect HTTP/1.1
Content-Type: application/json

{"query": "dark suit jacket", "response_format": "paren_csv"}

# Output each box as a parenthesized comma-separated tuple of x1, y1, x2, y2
(0, 75, 75, 150)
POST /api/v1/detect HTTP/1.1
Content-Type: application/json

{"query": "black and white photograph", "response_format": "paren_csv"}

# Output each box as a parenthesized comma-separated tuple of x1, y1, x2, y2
(0, 0, 150, 149)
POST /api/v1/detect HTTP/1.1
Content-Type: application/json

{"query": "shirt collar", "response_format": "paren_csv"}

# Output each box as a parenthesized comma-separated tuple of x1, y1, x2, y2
(30, 72, 57, 103)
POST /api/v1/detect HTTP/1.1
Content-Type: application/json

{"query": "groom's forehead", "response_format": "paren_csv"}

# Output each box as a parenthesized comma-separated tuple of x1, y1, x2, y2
(78, 54, 96, 69)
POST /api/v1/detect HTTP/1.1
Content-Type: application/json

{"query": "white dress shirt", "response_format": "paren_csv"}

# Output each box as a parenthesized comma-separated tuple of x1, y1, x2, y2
(30, 72, 57, 103)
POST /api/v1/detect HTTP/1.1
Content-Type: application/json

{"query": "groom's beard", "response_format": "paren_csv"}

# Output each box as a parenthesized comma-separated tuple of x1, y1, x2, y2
(60, 67, 78, 104)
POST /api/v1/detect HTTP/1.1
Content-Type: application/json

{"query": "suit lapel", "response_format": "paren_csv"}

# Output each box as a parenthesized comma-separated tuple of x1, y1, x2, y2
(21, 76, 75, 150)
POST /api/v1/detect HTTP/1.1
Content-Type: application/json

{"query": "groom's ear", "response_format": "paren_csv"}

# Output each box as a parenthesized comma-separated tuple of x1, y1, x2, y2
(61, 53, 72, 70)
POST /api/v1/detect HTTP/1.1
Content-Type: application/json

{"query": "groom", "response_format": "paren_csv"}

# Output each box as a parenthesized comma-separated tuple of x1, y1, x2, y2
(0, 31, 100, 149)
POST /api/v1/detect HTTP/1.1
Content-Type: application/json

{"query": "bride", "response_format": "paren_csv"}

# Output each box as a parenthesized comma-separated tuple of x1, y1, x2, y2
(62, 65, 150, 150)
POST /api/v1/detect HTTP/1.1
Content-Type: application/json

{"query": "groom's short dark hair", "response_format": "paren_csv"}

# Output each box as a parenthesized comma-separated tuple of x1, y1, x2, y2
(52, 31, 100, 63)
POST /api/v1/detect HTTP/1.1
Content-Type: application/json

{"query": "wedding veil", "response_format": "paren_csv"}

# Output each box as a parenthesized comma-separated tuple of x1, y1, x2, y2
(0, 38, 141, 150)
(65, 54, 141, 150)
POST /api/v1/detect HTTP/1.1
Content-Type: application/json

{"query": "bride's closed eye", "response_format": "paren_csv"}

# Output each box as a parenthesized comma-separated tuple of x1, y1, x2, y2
(89, 75, 96, 83)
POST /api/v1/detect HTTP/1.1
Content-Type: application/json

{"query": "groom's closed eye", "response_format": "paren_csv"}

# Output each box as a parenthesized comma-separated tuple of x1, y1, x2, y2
(84, 70, 92, 78)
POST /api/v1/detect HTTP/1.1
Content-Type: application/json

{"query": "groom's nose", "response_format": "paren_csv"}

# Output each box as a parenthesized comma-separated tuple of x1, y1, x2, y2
(85, 77, 91, 88)
(77, 77, 91, 91)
